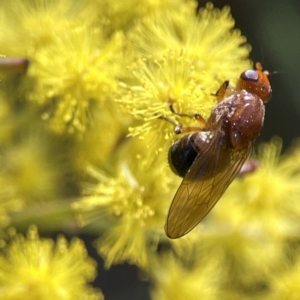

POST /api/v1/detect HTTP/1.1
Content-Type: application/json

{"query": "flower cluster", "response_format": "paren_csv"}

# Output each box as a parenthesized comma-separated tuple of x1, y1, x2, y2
(0, 226, 101, 299)
(1, 0, 299, 299)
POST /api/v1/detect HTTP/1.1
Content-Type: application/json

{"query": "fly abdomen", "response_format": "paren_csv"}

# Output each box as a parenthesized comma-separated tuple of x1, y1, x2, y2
(168, 131, 212, 177)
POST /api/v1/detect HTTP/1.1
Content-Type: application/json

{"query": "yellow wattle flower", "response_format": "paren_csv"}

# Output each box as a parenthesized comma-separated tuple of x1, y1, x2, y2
(0, 226, 102, 299)
(117, 2, 251, 151)
(4, 1, 300, 299)
(211, 137, 300, 238)
(30, 29, 125, 134)
(72, 135, 177, 269)
(150, 253, 221, 300)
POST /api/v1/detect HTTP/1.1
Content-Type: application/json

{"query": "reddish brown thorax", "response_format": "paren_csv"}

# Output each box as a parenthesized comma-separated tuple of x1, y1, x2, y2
(208, 91, 265, 149)
(205, 63, 271, 149)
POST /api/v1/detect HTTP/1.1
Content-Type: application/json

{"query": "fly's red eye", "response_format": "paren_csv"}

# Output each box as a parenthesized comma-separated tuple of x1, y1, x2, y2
(240, 70, 259, 82)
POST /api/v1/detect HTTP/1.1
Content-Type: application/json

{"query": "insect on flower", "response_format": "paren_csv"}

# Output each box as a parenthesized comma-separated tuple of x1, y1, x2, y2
(164, 63, 272, 238)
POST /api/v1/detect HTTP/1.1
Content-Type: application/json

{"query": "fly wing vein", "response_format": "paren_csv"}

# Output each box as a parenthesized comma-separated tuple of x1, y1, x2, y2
(166, 133, 249, 238)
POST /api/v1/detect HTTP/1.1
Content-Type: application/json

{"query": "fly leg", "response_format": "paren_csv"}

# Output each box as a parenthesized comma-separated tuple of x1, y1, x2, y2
(158, 104, 207, 134)
(211, 80, 232, 102)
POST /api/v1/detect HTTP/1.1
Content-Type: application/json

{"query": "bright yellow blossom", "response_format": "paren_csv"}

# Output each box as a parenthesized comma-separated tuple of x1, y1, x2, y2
(150, 253, 221, 300)
(128, 2, 250, 76)
(2, 0, 299, 299)
(0, 87, 68, 226)
(0, 130, 61, 203)
(210, 137, 300, 238)
(0, 226, 102, 300)
(117, 2, 251, 150)
(72, 134, 177, 269)
(74, 108, 131, 168)
(29, 28, 125, 134)
(0, 0, 125, 134)
(0, 0, 97, 56)
(95, 0, 195, 36)
(268, 251, 300, 300)
(119, 52, 213, 139)
(174, 138, 300, 296)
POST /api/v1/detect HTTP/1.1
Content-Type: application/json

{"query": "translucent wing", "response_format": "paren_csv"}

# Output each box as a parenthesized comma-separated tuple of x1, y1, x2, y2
(165, 130, 250, 238)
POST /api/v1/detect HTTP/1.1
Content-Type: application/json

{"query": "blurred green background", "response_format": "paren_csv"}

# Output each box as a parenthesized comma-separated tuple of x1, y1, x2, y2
(95, 1, 300, 299)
